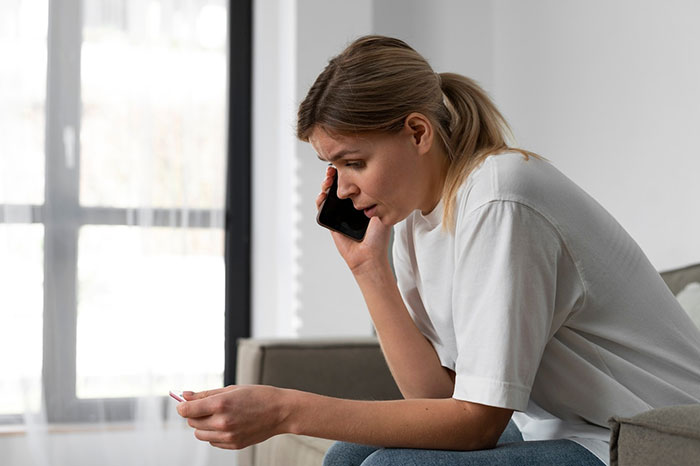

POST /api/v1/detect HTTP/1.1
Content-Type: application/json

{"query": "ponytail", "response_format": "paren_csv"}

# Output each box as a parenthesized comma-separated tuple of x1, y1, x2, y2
(436, 73, 540, 231)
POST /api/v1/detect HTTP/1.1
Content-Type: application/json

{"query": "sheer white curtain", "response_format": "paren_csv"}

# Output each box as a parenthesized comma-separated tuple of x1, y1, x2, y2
(0, 1, 230, 465)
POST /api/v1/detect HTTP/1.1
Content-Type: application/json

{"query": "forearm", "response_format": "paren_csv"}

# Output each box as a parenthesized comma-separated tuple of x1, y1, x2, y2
(283, 389, 505, 451)
(352, 260, 454, 399)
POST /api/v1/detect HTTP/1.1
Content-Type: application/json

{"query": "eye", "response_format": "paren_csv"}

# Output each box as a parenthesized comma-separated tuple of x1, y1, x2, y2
(344, 160, 365, 169)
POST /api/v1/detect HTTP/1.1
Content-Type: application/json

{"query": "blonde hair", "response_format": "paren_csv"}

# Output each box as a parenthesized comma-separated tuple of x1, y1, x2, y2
(297, 35, 539, 231)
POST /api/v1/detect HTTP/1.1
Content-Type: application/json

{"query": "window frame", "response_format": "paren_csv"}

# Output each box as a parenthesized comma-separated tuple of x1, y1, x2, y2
(0, 0, 251, 424)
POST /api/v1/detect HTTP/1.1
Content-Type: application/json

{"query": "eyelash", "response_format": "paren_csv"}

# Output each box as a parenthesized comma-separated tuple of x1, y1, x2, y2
(333, 161, 364, 169)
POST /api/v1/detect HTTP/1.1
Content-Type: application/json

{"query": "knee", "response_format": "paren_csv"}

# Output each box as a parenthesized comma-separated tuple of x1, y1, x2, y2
(323, 441, 379, 466)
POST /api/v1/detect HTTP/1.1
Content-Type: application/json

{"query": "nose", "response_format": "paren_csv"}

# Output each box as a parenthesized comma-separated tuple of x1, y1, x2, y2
(336, 174, 359, 200)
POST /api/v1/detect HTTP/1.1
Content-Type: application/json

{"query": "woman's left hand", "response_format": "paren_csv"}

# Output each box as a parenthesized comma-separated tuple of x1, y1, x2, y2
(176, 385, 292, 450)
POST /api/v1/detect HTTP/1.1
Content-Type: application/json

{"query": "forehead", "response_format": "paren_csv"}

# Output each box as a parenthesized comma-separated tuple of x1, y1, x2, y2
(309, 127, 372, 160)
(309, 128, 348, 154)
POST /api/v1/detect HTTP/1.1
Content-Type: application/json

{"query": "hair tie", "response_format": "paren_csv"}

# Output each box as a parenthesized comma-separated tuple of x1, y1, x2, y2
(442, 90, 457, 127)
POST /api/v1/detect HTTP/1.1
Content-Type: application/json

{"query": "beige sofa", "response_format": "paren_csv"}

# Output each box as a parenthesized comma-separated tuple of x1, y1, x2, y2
(236, 263, 700, 466)
(235, 338, 401, 466)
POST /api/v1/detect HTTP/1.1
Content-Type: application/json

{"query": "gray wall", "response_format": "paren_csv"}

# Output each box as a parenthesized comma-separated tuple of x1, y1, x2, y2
(493, 0, 700, 271)
(254, 0, 700, 340)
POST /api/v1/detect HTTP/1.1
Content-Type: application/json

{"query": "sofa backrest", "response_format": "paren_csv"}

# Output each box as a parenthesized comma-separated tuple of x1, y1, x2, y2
(660, 263, 700, 295)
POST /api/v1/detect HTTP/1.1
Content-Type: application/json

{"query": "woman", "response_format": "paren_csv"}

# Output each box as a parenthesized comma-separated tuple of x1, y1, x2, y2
(177, 35, 700, 466)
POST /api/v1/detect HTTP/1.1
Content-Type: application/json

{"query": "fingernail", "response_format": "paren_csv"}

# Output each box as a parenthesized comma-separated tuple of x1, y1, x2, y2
(183, 391, 194, 397)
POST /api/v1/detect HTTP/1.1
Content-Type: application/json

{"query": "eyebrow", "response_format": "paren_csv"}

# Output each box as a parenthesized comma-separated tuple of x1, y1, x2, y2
(316, 149, 361, 163)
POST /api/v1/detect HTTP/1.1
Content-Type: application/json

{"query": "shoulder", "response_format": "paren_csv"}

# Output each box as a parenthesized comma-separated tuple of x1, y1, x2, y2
(455, 152, 564, 219)
(451, 152, 573, 249)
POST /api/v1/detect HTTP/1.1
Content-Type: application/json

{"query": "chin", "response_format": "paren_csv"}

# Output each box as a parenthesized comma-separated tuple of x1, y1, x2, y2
(378, 213, 404, 227)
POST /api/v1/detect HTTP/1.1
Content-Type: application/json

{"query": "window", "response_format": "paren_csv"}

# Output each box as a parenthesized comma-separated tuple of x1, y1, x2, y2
(0, 0, 232, 423)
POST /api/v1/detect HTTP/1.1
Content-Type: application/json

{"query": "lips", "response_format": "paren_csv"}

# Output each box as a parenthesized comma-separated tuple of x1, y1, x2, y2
(354, 201, 378, 217)
(361, 205, 377, 218)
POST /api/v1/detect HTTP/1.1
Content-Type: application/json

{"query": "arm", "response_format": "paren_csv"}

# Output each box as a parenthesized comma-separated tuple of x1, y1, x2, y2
(286, 390, 513, 450)
(177, 386, 513, 451)
(177, 169, 515, 450)
(177, 251, 513, 451)
(316, 166, 454, 399)
(351, 257, 455, 399)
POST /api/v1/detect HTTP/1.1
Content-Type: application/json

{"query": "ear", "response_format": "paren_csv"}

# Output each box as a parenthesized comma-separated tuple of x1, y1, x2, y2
(403, 112, 434, 155)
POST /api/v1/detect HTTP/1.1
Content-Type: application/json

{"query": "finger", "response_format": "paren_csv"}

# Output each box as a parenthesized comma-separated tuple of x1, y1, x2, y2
(209, 442, 237, 450)
(194, 428, 230, 444)
(177, 397, 218, 418)
(316, 192, 327, 210)
(184, 386, 231, 401)
(320, 175, 333, 192)
(323, 166, 336, 184)
(187, 416, 216, 430)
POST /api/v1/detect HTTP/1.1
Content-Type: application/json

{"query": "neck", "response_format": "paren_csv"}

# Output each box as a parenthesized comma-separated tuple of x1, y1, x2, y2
(420, 148, 450, 215)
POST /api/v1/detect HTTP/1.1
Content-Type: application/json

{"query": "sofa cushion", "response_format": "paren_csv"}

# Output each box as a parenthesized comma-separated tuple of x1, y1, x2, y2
(609, 404, 700, 466)
(254, 434, 335, 466)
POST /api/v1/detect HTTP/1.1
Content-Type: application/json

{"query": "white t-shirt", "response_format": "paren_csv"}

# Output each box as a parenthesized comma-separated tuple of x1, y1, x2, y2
(392, 152, 700, 465)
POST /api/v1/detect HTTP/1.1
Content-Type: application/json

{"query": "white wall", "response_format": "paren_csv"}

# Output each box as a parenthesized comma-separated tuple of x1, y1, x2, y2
(374, 0, 700, 271)
(252, 0, 375, 338)
(252, 0, 491, 339)
(251, 0, 301, 338)
(492, 0, 700, 271)
(374, 0, 493, 90)
(294, 1, 376, 337)
(253, 0, 700, 341)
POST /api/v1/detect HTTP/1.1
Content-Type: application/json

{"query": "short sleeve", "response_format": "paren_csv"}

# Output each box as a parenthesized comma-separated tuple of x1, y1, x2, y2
(450, 200, 567, 411)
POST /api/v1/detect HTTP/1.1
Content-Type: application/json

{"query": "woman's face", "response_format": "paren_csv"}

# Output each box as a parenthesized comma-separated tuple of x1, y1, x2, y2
(309, 117, 441, 226)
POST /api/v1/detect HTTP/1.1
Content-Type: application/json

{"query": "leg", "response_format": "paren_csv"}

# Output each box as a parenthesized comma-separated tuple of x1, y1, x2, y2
(323, 442, 380, 466)
(496, 418, 523, 444)
(361, 439, 603, 466)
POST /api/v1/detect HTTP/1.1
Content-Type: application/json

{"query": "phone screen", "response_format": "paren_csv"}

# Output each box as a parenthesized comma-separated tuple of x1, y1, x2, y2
(316, 172, 370, 241)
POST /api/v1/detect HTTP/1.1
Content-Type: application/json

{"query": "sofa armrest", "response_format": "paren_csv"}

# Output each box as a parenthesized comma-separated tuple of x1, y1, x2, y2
(235, 337, 402, 466)
(236, 337, 401, 400)
(609, 404, 700, 465)
(660, 263, 700, 295)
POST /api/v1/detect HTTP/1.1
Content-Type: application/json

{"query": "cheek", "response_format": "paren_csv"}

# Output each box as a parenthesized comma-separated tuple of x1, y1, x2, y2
(382, 172, 412, 203)
(363, 162, 414, 208)
(371, 177, 397, 204)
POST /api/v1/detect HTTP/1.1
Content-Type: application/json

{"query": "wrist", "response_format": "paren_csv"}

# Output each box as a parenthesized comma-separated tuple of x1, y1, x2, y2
(278, 388, 305, 436)
(350, 257, 392, 281)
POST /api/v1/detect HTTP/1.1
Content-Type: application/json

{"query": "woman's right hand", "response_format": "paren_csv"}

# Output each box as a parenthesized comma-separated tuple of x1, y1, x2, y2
(316, 166, 392, 275)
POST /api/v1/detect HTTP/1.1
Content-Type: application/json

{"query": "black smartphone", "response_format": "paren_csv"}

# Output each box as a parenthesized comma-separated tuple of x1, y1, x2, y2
(316, 172, 370, 241)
